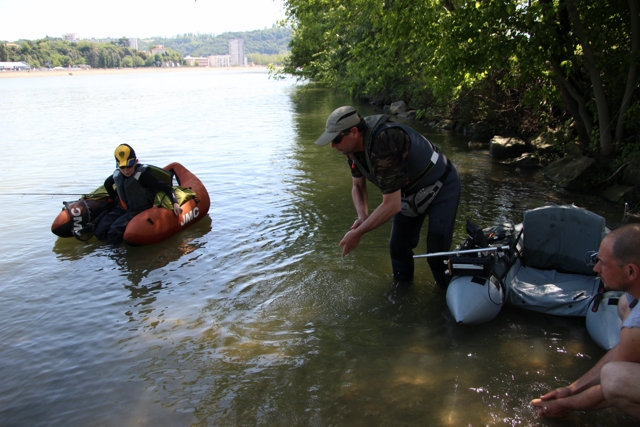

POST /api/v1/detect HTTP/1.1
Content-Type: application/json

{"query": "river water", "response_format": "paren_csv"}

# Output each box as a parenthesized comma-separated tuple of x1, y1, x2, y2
(0, 68, 634, 426)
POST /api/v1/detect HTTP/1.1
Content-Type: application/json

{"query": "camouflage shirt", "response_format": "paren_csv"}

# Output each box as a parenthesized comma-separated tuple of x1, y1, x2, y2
(348, 126, 411, 194)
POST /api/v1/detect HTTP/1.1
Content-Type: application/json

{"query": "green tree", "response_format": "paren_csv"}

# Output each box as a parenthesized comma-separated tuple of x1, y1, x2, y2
(281, 0, 640, 159)
(116, 37, 130, 47)
(132, 55, 145, 67)
(439, 0, 639, 156)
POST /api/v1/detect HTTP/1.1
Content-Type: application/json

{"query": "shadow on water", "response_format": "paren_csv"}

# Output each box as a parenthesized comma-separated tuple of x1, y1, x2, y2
(52, 214, 213, 291)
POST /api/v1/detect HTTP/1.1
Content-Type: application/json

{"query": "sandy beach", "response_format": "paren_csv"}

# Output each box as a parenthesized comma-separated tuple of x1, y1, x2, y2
(0, 66, 268, 79)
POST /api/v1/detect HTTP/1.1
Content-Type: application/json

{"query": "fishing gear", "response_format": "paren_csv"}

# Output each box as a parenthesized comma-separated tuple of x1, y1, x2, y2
(413, 245, 510, 259)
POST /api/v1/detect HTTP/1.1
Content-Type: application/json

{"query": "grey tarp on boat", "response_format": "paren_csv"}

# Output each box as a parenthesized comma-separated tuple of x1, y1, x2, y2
(522, 204, 605, 276)
(507, 205, 606, 317)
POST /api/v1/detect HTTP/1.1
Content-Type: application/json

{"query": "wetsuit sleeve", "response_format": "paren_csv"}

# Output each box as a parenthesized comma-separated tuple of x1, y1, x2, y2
(138, 169, 179, 205)
(369, 127, 411, 194)
(104, 175, 117, 200)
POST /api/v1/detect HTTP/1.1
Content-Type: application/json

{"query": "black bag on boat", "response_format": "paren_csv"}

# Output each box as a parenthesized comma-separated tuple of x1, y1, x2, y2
(447, 220, 516, 279)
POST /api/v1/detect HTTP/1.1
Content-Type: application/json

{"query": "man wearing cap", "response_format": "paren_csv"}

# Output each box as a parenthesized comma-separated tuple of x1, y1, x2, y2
(94, 144, 183, 245)
(531, 224, 640, 420)
(315, 106, 461, 288)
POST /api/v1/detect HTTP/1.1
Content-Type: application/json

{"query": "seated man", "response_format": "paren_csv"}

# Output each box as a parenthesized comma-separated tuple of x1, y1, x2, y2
(95, 144, 182, 245)
(530, 223, 640, 420)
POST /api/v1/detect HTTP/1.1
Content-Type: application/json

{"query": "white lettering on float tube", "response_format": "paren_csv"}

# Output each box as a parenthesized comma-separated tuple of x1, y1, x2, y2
(71, 207, 83, 232)
(180, 207, 199, 226)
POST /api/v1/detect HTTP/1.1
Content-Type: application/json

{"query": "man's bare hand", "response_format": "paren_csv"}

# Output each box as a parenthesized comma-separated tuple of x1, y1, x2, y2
(339, 230, 362, 257)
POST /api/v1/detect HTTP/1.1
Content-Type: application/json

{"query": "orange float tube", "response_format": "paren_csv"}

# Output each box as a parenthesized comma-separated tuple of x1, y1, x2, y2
(123, 162, 210, 245)
(51, 162, 210, 245)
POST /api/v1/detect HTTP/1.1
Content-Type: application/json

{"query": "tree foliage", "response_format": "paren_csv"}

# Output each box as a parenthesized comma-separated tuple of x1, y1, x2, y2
(247, 52, 290, 66)
(1, 38, 184, 69)
(140, 27, 292, 57)
(281, 0, 640, 158)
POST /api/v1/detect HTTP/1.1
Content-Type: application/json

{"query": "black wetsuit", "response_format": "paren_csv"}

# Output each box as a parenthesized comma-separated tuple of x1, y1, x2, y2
(95, 164, 177, 245)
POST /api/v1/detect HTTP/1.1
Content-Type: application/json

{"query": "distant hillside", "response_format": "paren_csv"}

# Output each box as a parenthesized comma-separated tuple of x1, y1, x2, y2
(140, 27, 291, 57)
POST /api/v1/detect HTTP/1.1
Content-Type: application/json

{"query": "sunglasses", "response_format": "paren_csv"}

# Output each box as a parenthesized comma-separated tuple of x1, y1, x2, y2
(332, 129, 350, 144)
(584, 251, 599, 267)
(118, 158, 136, 169)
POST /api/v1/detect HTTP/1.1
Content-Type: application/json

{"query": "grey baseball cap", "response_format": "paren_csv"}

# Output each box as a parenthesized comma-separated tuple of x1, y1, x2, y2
(314, 106, 360, 146)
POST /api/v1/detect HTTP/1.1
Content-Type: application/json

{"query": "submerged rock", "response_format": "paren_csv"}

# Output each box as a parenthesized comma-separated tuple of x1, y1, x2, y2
(389, 101, 408, 115)
(543, 155, 597, 192)
(489, 136, 528, 160)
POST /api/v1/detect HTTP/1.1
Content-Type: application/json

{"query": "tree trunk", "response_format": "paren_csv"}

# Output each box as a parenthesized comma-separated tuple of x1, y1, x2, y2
(565, 0, 615, 157)
(551, 60, 592, 145)
(615, 0, 640, 146)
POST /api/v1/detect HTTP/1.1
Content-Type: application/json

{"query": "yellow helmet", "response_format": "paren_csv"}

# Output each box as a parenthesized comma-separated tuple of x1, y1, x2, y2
(114, 144, 136, 168)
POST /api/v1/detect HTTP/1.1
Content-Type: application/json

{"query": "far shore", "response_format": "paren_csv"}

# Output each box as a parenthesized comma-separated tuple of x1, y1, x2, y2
(0, 66, 270, 79)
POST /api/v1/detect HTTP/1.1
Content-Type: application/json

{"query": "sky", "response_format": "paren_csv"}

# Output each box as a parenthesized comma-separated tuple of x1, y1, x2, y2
(0, 0, 287, 41)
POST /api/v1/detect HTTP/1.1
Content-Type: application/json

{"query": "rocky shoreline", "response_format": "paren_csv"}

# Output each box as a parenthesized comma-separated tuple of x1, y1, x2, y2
(383, 101, 640, 210)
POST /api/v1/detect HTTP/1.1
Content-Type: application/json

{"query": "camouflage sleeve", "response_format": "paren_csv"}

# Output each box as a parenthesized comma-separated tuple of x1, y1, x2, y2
(370, 127, 411, 194)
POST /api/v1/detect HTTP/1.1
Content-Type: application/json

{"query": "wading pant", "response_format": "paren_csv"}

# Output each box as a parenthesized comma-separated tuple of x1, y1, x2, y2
(389, 165, 461, 288)
(94, 205, 145, 245)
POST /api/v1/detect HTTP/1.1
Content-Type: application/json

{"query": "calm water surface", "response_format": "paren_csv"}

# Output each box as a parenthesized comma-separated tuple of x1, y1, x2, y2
(0, 69, 634, 426)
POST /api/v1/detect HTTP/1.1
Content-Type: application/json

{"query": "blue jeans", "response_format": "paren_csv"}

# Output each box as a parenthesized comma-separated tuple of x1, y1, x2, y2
(389, 166, 461, 288)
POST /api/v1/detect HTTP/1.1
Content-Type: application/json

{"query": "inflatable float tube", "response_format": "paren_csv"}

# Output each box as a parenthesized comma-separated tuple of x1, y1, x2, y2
(440, 220, 513, 325)
(586, 291, 623, 350)
(441, 206, 607, 326)
(446, 274, 505, 325)
(51, 162, 210, 246)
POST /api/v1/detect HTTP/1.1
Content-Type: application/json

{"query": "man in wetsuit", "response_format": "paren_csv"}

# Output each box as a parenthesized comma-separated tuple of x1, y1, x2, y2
(531, 224, 640, 420)
(315, 106, 461, 288)
(95, 144, 182, 245)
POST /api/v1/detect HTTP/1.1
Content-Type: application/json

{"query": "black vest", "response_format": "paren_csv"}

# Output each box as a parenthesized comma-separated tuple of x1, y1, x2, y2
(113, 164, 155, 211)
(350, 115, 447, 194)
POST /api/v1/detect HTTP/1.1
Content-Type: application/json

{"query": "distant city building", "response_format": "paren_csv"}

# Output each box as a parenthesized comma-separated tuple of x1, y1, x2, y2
(228, 38, 245, 66)
(209, 55, 230, 67)
(0, 61, 31, 70)
(63, 33, 80, 42)
(184, 56, 209, 67)
(128, 38, 138, 50)
(151, 45, 168, 55)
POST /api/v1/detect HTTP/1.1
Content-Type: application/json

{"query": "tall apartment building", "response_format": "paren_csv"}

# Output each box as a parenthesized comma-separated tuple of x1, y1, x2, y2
(228, 38, 245, 66)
